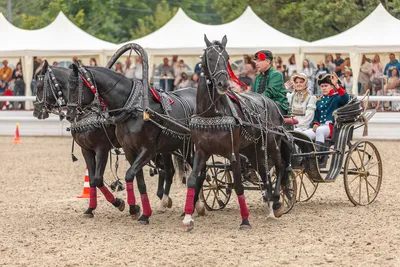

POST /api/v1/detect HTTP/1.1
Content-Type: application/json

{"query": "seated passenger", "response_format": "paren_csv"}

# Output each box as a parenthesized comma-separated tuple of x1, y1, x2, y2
(303, 73, 350, 165)
(285, 73, 317, 132)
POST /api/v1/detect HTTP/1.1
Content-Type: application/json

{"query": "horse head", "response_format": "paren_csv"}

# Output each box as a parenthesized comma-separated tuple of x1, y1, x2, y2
(201, 35, 230, 94)
(66, 63, 96, 122)
(33, 60, 69, 120)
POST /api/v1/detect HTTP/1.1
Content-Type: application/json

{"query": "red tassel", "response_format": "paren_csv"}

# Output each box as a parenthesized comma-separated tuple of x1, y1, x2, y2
(228, 63, 248, 90)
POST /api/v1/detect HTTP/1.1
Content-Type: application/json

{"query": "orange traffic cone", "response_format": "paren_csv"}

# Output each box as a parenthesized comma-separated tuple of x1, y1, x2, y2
(76, 167, 100, 198)
(13, 123, 21, 144)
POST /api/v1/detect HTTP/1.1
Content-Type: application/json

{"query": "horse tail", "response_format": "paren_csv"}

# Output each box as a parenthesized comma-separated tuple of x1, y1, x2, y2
(173, 155, 189, 185)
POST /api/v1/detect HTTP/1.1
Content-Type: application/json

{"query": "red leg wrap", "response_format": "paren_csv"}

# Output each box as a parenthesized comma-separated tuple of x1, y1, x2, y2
(237, 194, 249, 220)
(140, 194, 152, 217)
(184, 188, 195, 215)
(126, 182, 136, 206)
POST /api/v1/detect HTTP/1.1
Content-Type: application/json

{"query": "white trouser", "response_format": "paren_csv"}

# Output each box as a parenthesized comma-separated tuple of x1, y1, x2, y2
(303, 123, 331, 143)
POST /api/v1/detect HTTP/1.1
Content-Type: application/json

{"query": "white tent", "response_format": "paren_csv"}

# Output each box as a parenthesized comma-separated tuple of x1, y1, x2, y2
(0, 12, 119, 108)
(0, 11, 118, 57)
(122, 7, 308, 71)
(301, 4, 400, 94)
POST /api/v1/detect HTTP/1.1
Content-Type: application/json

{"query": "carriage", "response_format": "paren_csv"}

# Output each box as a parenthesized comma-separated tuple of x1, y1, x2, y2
(200, 95, 382, 213)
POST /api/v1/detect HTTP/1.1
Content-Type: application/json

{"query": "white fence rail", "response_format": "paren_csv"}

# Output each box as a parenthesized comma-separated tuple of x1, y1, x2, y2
(1, 96, 400, 139)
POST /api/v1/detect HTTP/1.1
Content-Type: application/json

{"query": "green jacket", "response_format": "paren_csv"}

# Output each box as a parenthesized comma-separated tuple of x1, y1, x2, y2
(252, 67, 289, 111)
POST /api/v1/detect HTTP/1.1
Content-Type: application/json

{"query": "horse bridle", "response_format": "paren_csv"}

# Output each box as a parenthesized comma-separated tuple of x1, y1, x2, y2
(67, 66, 103, 117)
(35, 67, 66, 120)
(201, 44, 229, 88)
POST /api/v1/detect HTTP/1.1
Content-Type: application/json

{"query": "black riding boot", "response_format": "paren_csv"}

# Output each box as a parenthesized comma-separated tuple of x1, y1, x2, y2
(316, 141, 329, 168)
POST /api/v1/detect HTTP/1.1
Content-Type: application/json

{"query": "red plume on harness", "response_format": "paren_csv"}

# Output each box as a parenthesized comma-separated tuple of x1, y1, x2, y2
(79, 74, 107, 110)
(227, 62, 248, 90)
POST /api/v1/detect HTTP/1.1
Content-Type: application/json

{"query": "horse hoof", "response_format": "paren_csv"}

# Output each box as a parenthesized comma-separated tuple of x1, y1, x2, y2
(239, 224, 252, 230)
(137, 215, 149, 225)
(117, 199, 125, 212)
(239, 219, 251, 230)
(195, 201, 206, 216)
(129, 205, 141, 219)
(182, 220, 194, 232)
(273, 203, 284, 218)
(167, 197, 173, 209)
(83, 212, 94, 218)
(273, 208, 284, 218)
(83, 209, 94, 218)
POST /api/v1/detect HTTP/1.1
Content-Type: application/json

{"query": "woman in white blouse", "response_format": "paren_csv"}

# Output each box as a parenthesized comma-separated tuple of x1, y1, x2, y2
(286, 73, 317, 132)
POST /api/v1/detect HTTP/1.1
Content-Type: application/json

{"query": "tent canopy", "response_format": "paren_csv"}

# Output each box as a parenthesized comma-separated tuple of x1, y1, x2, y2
(302, 4, 400, 53)
(0, 11, 118, 56)
(123, 7, 309, 55)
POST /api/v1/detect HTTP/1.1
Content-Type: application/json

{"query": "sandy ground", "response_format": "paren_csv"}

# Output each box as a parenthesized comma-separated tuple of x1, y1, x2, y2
(0, 136, 399, 267)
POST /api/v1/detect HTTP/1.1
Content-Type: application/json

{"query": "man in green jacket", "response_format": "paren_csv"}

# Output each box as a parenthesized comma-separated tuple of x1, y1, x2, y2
(252, 50, 289, 115)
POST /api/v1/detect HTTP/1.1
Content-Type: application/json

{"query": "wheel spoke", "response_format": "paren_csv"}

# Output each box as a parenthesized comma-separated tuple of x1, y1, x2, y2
(217, 187, 228, 198)
(205, 187, 212, 201)
(350, 156, 361, 171)
(348, 174, 361, 186)
(358, 176, 362, 204)
(365, 176, 370, 203)
(301, 175, 310, 198)
(365, 178, 378, 194)
(367, 161, 380, 171)
(212, 190, 217, 209)
(356, 148, 365, 171)
(368, 174, 381, 178)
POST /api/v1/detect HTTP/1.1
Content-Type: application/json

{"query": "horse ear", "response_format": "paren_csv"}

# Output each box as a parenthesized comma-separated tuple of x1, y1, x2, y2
(204, 34, 212, 47)
(42, 60, 49, 72)
(71, 63, 79, 74)
(221, 35, 227, 49)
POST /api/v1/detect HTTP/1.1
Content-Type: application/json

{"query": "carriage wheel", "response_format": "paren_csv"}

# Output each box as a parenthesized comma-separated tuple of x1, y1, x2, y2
(344, 140, 382, 206)
(270, 168, 297, 214)
(201, 162, 233, 211)
(294, 170, 319, 202)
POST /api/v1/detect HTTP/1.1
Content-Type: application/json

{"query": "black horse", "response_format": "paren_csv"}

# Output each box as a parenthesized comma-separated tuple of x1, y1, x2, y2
(33, 60, 185, 218)
(66, 64, 200, 224)
(33, 61, 126, 217)
(182, 35, 291, 231)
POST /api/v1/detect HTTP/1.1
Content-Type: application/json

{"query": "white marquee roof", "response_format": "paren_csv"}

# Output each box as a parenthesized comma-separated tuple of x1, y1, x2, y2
(0, 12, 118, 56)
(123, 6, 309, 55)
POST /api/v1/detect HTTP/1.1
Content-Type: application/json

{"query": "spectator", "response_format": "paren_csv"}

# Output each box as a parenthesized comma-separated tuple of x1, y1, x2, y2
(115, 62, 124, 74)
(52, 61, 59, 67)
(334, 53, 345, 77)
(157, 58, 174, 91)
(239, 55, 257, 86)
(0, 60, 13, 83)
(275, 56, 287, 81)
(89, 58, 97, 66)
(0, 79, 6, 109)
(134, 56, 143, 80)
(287, 54, 297, 79)
(343, 57, 351, 71)
(315, 61, 329, 95)
(325, 54, 336, 74)
(11, 62, 25, 110)
(385, 68, 400, 111)
(384, 53, 400, 77)
(176, 73, 190, 89)
(302, 59, 315, 94)
(358, 55, 372, 95)
(174, 59, 189, 87)
(194, 62, 202, 75)
(370, 54, 384, 106)
(189, 73, 199, 88)
(343, 67, 353, 93)
(171, 55, 179, 74)
(124, 58, 135, 79)
(33, 57, 41, 77)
